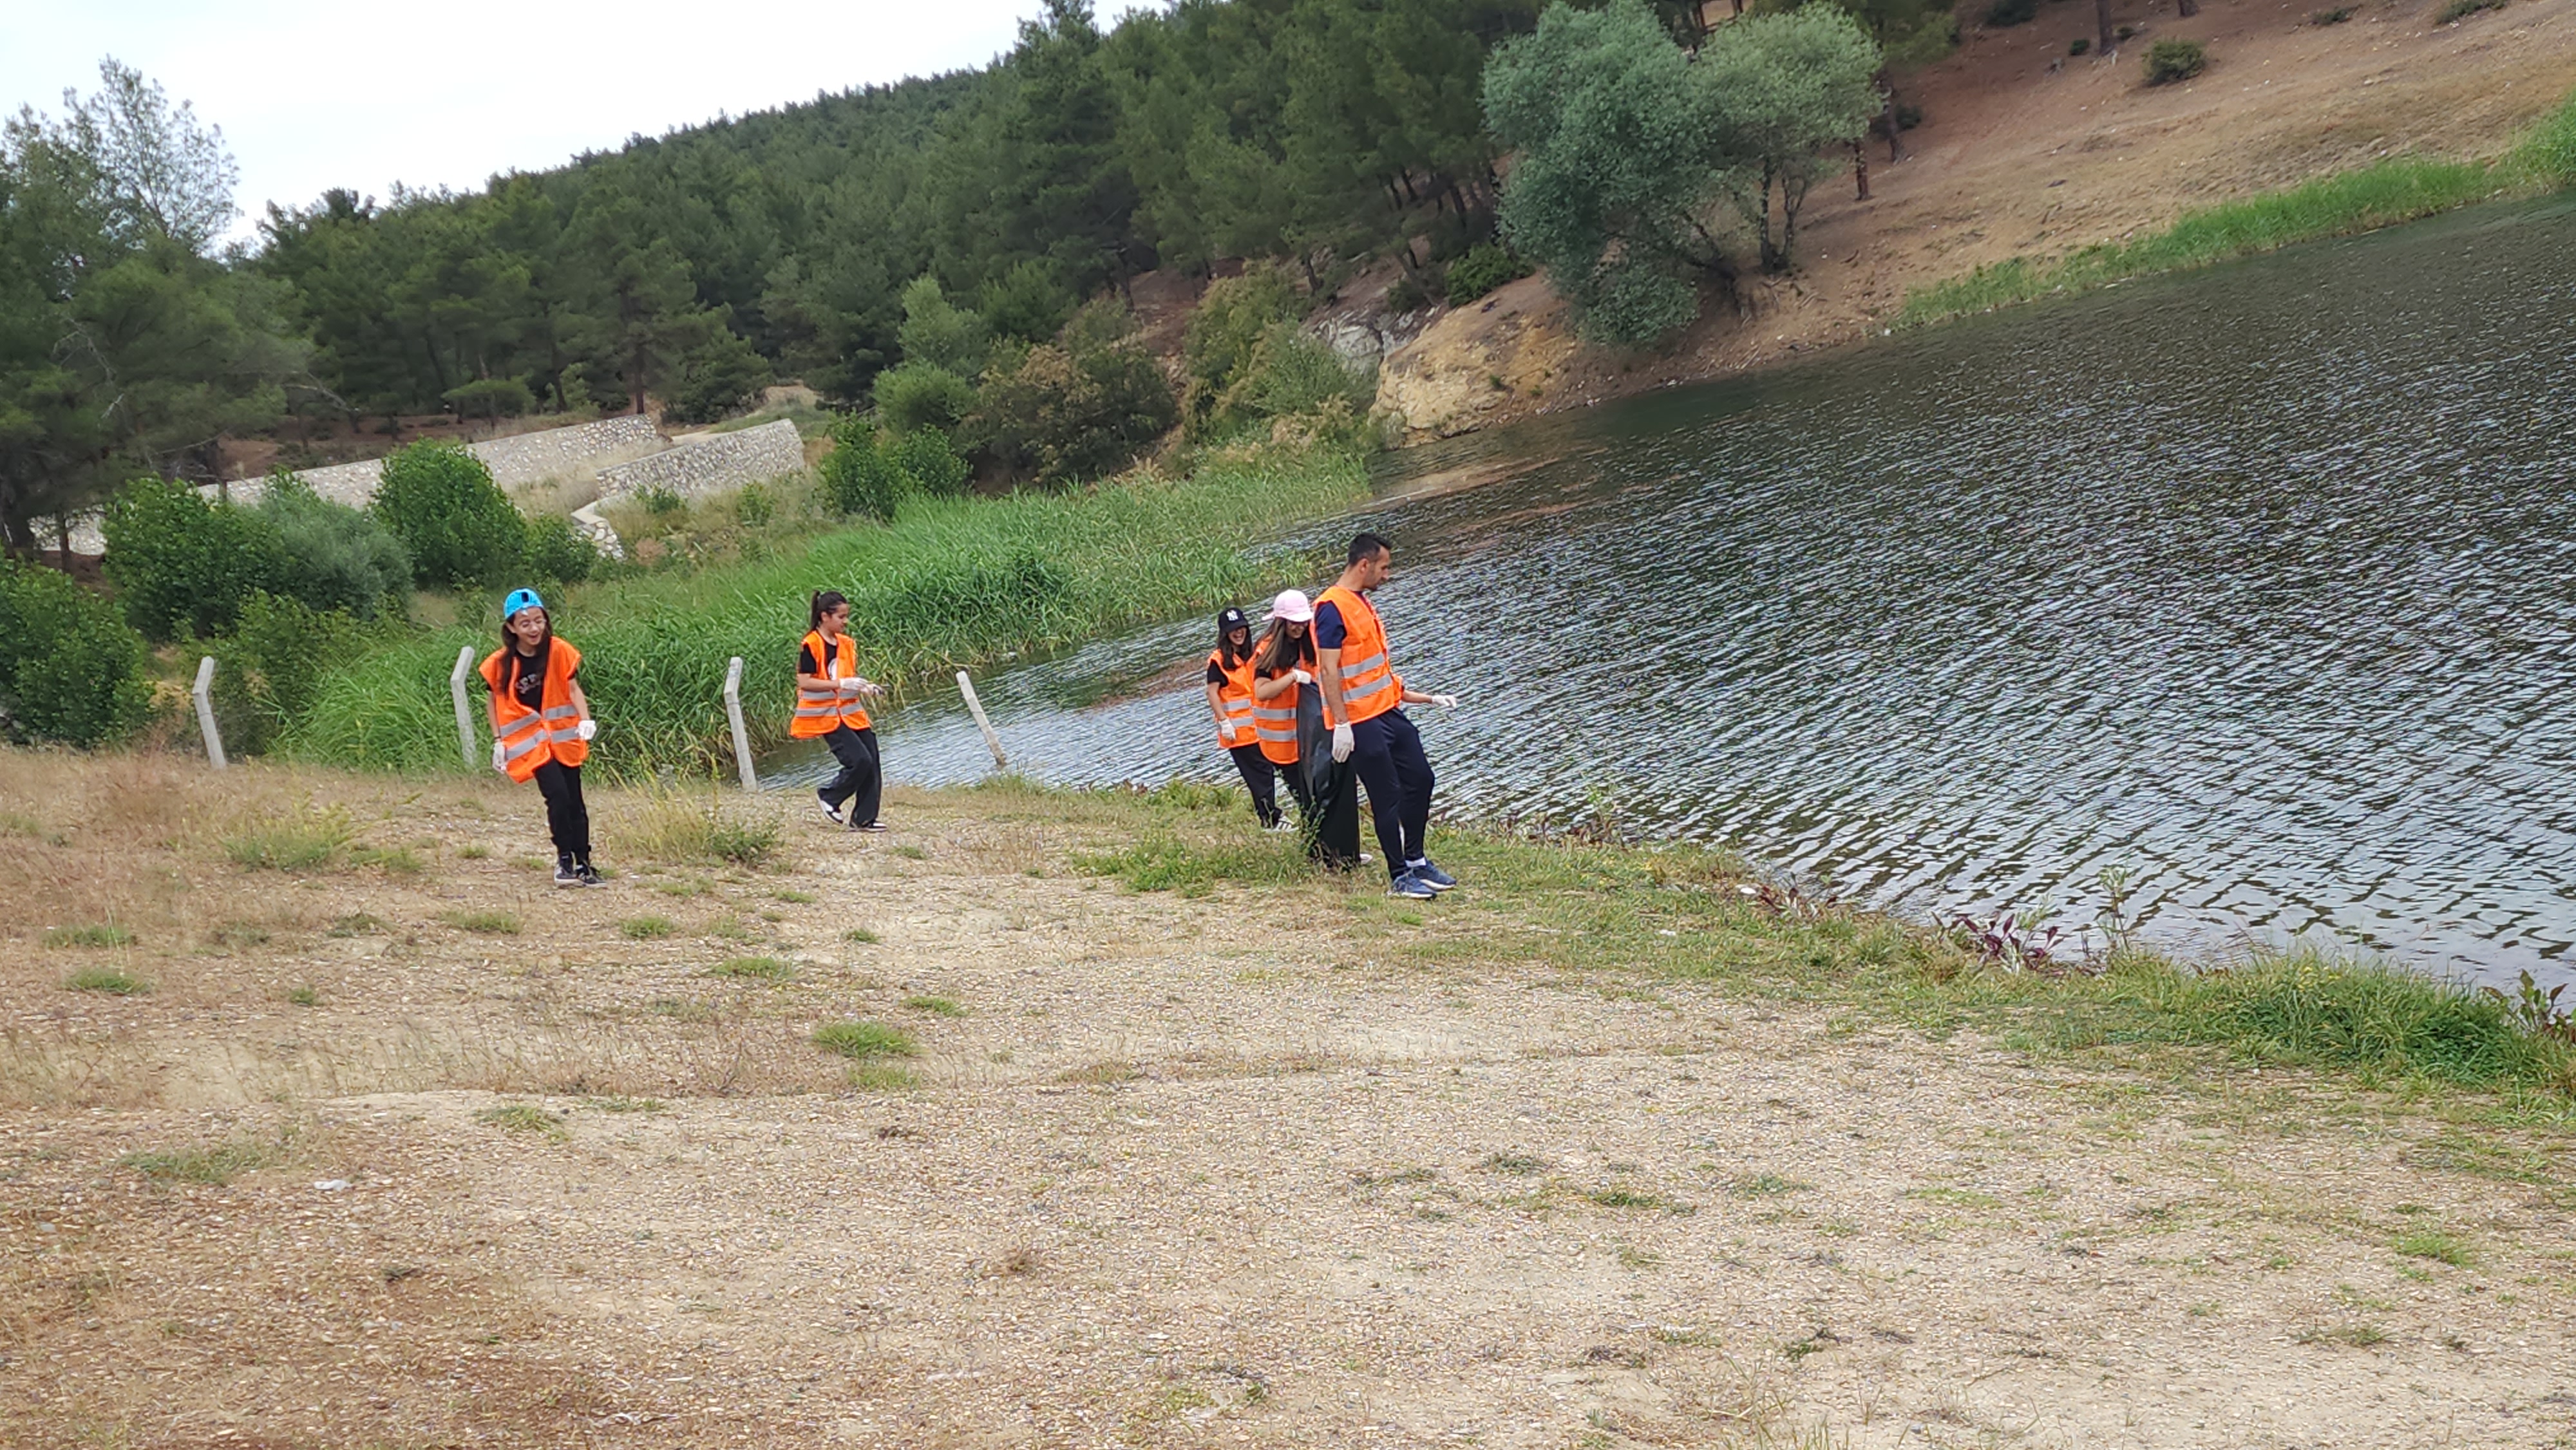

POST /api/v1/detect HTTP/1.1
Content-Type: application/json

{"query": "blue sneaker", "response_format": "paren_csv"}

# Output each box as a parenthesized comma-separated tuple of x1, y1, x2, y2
(1406, 858, 1457, 892)
(1388, 870, 1437, 900)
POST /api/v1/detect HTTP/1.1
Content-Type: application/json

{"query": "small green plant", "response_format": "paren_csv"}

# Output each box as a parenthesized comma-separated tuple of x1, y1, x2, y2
(632, 793, 783, 869)
(43, 923, 133, 949)
(477, 1103, 567, 1137)
(65, 967, 148, 995)
(814, 1020, 918, 1059)
(592, 1096, 665, 1113)
(2143, 37, 2206, 85)
(773, 889, 817, 904)
(620, 916, 677, 939)
(223, 804, 355, 870)
(2482, 969, 2575, 1044)
(1481, 1152, 1543, 1175)
(285, 984, 320, 1006)
(2310, 4, 2354, 19)
(2068, 35, 2090, 53)
(904, 995, 967, 1017)
(2434, 0, 2503, 19)
(1729, 1173, 1811, 1198)
(843, 927, 881, 944)
(845, 1064, 918, 1091)
(1587, 1186, 1691, 1213)
(121, 1140, 276, 1185)
(2295, 1322, 2388, 1348)
(2392, 1229, 2474, 1266)
(893, 843, 929, 861)
(1444, 243, 1531, 306)
(439, 910, 521, 936)
(459, 843, 489, 860)
(708, 956, 795, 982)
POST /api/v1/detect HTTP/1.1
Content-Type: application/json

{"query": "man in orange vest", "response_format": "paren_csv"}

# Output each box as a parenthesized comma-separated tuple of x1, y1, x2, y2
(1316, 531, 1459, 899)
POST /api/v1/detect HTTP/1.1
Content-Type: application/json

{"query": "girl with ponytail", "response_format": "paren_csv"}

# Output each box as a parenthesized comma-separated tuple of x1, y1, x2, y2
(793, 589, 889, 831)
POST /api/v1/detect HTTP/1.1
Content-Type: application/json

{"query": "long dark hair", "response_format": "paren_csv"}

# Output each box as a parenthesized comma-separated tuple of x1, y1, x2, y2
(1215, 612, 1253, 668)
(1253, 616, 1312, 676)
(810, 589, 849, 633)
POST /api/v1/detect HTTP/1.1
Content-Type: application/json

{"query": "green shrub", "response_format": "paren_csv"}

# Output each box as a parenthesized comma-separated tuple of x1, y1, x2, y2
(207, 591, 364, 756)
(100, 475, 283, 641)
(1182, 264, 1301, 434)
(2434, 0, 2503, 19)
(2069, 36, 2090, 54)
(965, 300, 1178, 487)
(812, 1019, 916, 1059)
(0, 557, 154, 747)
(1385, 273, 1434, 314)
(820, 417, 907, 522)
(2143, 38, 2206, 85)
(1444, 243, 1531, 305)
(1249, 323, 1375, 420)
(1984, 0, 2036, 24)
(976, 258, 1075, 344)
(873, 360, 979, 435)
(887, 428, 970, 497)
(522, 513, 598, 586)
(254, 471, 410, 619)
(370, 440, 524, 590)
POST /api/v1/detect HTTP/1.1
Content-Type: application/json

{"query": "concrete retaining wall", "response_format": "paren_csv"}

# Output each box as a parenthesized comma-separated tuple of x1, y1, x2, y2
(225, 414, 672, 510)
(596, 420, 803, 500)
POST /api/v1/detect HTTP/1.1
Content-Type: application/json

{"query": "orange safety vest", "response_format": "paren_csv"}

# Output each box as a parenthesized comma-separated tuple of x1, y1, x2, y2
(792, 630, 872, 737)
(480, 639, 587, 782)
(1316, 585, 1403, 728)
(1251, 652, 1307, 766)
(1209, 647, 1257, 748)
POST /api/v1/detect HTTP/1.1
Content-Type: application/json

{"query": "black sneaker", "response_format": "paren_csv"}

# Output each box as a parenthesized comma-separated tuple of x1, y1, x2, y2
(817, 791, 846, 826)
(851, 820, 889, 833)
(553, 862, 581, 888)
(575, 864, 605, 888)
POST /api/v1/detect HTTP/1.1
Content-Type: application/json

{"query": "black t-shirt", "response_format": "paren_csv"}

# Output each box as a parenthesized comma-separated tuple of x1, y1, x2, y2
(801, 640, 829, 678)
(1255, 634, 1316, 679)
(505, 640, 563, 708)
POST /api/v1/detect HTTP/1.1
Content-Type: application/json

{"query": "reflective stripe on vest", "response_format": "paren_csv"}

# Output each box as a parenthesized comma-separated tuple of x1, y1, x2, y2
(1318, 586, 1402, 727)
(480, 639, 587, 780)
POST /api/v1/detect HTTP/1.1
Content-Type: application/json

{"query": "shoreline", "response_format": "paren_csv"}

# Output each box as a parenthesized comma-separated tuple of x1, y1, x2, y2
(4, 751, 2570, 1445)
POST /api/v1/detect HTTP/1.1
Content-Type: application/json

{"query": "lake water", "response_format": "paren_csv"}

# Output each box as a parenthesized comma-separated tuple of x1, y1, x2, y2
(778, 197, 2576, 991)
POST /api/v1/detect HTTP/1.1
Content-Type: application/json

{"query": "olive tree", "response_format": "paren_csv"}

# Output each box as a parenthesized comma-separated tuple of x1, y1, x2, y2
(1701, 7, 1883, 272)
(1484, 0, 1736, 345)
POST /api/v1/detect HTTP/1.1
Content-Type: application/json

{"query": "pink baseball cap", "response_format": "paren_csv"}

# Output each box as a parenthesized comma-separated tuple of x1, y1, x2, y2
(1269, 588, 1314, 623)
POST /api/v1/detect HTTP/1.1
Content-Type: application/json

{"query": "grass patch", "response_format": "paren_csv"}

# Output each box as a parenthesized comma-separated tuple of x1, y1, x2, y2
(813, 1020, 917, 1059)
(1587, 1186, 1692, 1214)
(458, 843, 489, 860)
(285, 984, 320, 1006)
(439, 910, 521, 936)
(844, 1064, 918, 1090)
(121, 1140, 277, 1184)
(631, 793, 783, 869)
(1057, 1058, 1137, 1085)
(285, 446, 1371, 774)
(2295, 1322, 2389, 1348)
(2436, 0, 2505, 19)
(904, 995, 967, 1017)
(1729, 1173, 1811, 1197)
(843, 927, 881, 944)
(2392, 1229, 2475, 1266)
(64, 967, 148, 995)
(222, 804, 355, 871)
(773, 889, 817, 904)
(620, 915, 677, 939)
(707, 955, 795, 982)
(476, 1104, 567, 1136)
(43, 923, 134, 949)
(1073, 833, 1313, 895)
(592, 1095, 665, 1113)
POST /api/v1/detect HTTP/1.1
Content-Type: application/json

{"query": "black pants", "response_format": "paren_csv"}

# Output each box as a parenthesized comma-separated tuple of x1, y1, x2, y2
(531, 759, 591, 867)
(1276, 753, 1315, 820)
(1349, 708, 1434, 878)
(1226, 743, 1282, 827)
(819, 725, 883, 826)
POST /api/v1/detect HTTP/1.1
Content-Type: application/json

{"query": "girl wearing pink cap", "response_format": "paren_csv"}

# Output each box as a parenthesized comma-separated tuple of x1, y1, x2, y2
(1248, 589, 1321, 830)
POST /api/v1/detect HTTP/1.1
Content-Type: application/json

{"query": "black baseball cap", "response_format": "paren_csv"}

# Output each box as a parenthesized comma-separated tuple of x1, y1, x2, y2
(1219, 607, 1249, 632)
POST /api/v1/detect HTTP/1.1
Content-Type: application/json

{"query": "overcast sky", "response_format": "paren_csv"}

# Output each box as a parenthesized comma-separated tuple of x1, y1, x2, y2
(2, 0, 1043, 245)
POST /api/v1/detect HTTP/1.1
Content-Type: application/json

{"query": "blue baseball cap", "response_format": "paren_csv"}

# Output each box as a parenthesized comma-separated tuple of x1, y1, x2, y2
(502, 588, 545, 620)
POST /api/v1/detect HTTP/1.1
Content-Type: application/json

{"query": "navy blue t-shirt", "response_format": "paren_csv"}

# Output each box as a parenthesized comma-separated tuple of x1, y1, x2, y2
(1314, 599, 1349, 650)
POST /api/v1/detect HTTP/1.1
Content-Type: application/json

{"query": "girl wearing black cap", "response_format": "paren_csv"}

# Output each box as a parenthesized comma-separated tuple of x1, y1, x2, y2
(1204, 605, 1282, 829)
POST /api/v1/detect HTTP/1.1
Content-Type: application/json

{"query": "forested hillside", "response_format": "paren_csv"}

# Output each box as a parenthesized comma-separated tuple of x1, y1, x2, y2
(257, 0, 1544, 424)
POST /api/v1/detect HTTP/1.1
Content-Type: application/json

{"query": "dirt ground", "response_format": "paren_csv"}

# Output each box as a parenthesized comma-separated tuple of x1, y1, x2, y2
(5, 753, 2573, 1448)
(1379, 0, 2576, 436)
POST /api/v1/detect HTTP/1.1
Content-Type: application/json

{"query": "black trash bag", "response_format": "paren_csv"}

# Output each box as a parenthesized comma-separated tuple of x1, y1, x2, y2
(1295, 683, 1362, 869)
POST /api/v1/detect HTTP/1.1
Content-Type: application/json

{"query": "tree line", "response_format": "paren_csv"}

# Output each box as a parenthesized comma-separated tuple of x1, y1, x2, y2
(2, 0, 1944, 551)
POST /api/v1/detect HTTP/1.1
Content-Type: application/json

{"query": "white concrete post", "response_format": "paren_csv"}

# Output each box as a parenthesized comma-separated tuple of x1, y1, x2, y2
(956, 670, 1007, 771)
(450, 645, 478, 768)
(192, 657, 227, 770)
(724, 657, 759, 791)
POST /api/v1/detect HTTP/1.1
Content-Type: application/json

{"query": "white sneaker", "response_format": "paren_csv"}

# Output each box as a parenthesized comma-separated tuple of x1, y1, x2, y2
(817, 791, 846, 826)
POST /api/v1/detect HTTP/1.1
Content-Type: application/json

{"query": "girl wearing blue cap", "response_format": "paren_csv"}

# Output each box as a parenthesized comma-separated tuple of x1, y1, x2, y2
(481, 587, 601, 886)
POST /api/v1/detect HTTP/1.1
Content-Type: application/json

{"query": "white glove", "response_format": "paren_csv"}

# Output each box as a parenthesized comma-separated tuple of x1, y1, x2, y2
(1291, 668, 1314, 685)
(491, 740, 507, 774)
(1426, 693, 1458, 710)
(576, 718, 598, 742)
(837, 676, 863, 695)
(1331, 724, 1354, 762)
